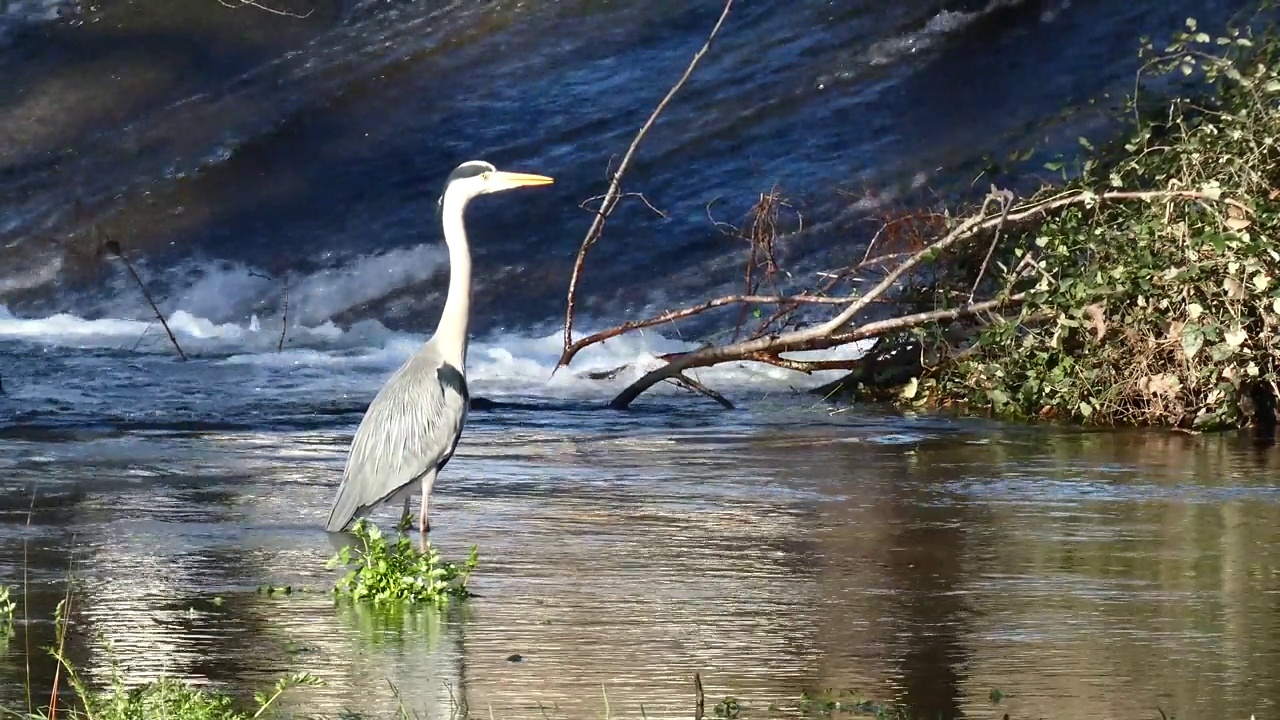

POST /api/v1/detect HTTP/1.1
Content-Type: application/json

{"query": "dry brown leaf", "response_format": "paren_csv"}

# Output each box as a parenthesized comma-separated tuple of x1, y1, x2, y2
(1226, 216, 1252, 231)
(1083, 303, 1107, 341)
(1141, 373, 1184, 400)
(1224, 276, 1246, 299)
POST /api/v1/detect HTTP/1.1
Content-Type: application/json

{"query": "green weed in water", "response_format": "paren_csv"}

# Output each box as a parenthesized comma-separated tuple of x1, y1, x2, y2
(326, 519, 479, 605)
(799, 689, 909, 719)
(2, 597, 322, 720)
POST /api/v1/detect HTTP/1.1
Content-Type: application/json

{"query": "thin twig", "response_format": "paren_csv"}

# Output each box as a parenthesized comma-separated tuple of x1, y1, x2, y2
(968, 187, 1015, 301)
(580, 191, 668, 218)
(216, 0, 314, 18)
(559, 0, 735, 367)
(98, 228, 187, 361)
(277, 278, 290, 353)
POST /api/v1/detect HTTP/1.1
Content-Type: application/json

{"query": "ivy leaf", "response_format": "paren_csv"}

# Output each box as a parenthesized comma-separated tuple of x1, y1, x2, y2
(1181, 324, 1205, 360)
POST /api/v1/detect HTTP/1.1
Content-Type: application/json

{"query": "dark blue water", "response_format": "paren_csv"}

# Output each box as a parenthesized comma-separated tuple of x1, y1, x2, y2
(0, 0, 1252, 334)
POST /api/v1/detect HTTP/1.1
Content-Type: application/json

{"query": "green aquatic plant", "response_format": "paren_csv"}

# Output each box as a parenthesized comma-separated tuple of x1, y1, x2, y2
(798, 689, 909, 719)
(326, 519, 479, 605)
(11, 673, 323, 720)
(1, 595, 322, 720)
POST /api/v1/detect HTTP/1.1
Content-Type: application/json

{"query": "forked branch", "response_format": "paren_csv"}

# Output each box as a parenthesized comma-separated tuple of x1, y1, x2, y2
(559, 0, 735, 368)
(599, 186, 1247, 409)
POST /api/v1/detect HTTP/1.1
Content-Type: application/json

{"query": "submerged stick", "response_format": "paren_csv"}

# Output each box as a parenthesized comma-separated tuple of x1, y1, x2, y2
(99, 230, 187, 361)
(673, 372, 735, 409)
(695, 672, 705, 720)
(559, 0, 735, 369)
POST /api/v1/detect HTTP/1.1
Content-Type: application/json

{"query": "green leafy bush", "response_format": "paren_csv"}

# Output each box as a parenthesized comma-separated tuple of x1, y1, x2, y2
(932, 8, 1280, 429)
(326, 519, 478, 605)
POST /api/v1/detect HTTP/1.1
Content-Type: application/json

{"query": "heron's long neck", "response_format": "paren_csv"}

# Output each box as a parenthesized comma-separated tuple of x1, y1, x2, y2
(432, 192, 473, 370)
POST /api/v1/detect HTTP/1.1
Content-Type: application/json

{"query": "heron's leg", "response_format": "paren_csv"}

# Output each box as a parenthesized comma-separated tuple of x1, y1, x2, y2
(418, 469, 437, 536)
(418, 494, 431, 535)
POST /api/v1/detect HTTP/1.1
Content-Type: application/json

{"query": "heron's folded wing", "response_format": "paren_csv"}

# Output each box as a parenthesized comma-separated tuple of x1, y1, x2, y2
(324, 354, 468, 531)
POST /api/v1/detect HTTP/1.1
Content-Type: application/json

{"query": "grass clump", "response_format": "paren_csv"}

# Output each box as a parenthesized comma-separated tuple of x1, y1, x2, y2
(925, 5, 1280, 429)
(326, 519, 479, 606)
(21, 673, 323, 720)
(5, 597, 322, 720)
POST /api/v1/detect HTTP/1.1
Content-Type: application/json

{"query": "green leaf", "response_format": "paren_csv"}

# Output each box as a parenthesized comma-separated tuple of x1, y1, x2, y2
(1181, 324, 1205, 360)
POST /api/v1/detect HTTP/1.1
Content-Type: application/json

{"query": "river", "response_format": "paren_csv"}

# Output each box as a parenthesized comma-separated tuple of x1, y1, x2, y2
(0, 0, 1274, 718)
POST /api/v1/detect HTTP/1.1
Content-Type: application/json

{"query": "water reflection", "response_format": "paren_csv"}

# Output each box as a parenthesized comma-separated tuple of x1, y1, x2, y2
(1, 411, 1278, 719)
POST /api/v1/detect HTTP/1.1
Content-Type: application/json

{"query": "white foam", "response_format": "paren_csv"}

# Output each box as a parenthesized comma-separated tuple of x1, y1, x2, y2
(0, 239, 870, 402)
(0, 301, 870, 401)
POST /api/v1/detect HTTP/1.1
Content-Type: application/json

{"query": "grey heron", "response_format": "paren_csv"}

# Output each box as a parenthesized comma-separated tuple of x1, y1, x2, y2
(324, 160, 554, 536)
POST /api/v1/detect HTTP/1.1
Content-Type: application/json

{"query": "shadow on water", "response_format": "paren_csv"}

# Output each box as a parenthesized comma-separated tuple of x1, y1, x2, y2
(1, 410, 1280, 718)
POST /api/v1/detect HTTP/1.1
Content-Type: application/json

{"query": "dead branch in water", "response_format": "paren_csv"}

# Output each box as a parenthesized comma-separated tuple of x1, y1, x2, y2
(97, 228, 187, 362)
(555, 185, 1247, 410)
(559, 0, 735, 366)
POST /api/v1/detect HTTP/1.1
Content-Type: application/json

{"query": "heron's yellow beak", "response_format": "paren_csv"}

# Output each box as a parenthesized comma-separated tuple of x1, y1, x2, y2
(492, 171, 555, 187)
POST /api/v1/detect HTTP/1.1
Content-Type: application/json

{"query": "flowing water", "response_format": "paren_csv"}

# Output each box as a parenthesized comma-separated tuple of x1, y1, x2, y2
(1, 0, 1277, 718)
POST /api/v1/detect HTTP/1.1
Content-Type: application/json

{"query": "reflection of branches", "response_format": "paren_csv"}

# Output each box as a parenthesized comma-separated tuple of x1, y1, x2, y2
(560, 0, 736, 364)
(216, 0, 314, 18)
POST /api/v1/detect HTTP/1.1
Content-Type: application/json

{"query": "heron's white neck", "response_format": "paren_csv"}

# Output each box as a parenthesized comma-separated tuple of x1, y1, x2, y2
(431, 189, 473, 370)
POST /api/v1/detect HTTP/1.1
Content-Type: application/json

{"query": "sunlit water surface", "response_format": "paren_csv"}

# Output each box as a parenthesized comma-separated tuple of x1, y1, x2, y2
(2, 392, 1279, 720)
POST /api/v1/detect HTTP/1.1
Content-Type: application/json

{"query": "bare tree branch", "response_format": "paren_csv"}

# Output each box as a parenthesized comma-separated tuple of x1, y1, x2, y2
(559, 0, 735, 368)
(603, 186, 1246, 409)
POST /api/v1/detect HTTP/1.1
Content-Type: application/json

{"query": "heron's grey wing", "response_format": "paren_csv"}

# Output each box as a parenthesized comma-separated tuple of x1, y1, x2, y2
(324, 352, 469, 532)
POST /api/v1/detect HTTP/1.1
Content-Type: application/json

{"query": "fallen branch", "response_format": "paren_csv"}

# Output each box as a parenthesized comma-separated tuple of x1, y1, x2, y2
(98, 229, 187, 362)
(602, 185, 1244, 409)
(609, 292, 1026, 409)
(560, 293, 859, 363)
(559, 0, 735, 368)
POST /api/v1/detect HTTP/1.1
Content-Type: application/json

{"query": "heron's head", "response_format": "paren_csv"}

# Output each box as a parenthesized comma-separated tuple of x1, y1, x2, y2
(437, 160, 554, 212)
